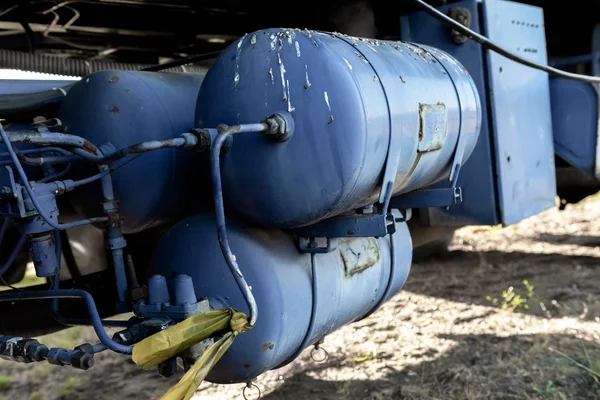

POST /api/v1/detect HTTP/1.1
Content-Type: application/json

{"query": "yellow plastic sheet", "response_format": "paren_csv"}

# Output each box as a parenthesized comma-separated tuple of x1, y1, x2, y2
(159, 331, 235, 400)
(131, 309, 251, 400)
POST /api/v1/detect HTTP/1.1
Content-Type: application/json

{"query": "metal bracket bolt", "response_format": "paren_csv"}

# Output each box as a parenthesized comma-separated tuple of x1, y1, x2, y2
(262, 111, 295, 142)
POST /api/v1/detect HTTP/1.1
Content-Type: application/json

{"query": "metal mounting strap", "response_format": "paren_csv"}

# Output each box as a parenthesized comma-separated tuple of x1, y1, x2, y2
(293, 212, 396, 242)
(389, 187, 462, 209)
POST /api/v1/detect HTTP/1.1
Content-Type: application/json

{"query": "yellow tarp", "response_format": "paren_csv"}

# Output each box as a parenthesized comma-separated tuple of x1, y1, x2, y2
(132, 308, 251, 400)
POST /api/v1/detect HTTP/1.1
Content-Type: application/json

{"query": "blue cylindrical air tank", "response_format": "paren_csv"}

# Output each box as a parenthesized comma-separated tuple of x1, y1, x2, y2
(196, 28, 481, 228)
(148, 212, 412, 383)
(58, 70, 207, 234)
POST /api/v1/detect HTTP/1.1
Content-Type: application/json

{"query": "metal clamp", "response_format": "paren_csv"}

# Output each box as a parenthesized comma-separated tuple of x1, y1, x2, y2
(389, 187, 462, 209)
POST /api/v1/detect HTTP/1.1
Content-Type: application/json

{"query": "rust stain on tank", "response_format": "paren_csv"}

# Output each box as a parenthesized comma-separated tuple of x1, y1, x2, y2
(261, 342, 274, 351)
(339, 238, 380, 277)
(109, 76, 119, 83)
(109, 105, 120, 113)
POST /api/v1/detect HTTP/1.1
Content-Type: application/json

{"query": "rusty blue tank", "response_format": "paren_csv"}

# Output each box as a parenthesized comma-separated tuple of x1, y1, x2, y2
(148, 212, 412, 383)
(196, 28, 481, 228)
(58, 70, 207, 234)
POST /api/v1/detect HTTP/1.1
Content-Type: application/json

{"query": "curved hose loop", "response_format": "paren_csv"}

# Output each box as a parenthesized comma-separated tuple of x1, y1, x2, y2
(209, 123, 268, 328)
(0, 288, 133, 354)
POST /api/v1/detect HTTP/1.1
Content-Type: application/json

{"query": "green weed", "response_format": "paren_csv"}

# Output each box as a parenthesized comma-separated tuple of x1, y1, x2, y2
(0, 376, 10, 391)
(486, 280, 535, 312)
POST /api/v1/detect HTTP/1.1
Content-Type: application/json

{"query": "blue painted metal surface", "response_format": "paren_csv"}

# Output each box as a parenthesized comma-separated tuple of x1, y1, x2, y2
(134, 274, 210, 320)
(401, 0, 500, 226)
(404, 0, 557, 226)
(30, 234, 60, 277)
(0, 79, 74, 95)
(148, 212, 412, 383)
(482, 0, 556, 225)
(58, 70, 207, 234)
(550, 78, 597, 177)
(196, 28, 481, 229)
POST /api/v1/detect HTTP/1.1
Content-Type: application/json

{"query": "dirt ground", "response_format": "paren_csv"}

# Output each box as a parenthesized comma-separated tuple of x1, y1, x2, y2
(2, 194, 600, 400)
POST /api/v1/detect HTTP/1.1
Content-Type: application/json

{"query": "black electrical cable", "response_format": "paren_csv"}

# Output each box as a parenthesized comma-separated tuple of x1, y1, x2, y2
(140, 51, 222, 72)
(412, 0, 600, 84)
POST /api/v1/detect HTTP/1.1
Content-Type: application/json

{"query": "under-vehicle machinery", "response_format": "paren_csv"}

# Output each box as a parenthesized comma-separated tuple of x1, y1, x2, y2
(0, 0, 599, 396)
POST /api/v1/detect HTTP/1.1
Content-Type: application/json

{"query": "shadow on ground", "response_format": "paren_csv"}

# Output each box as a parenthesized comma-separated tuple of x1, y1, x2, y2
(262, 333, 600, 400)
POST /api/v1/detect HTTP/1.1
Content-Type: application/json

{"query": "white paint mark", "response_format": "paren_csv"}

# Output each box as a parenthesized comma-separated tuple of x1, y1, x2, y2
(343, 57, 353, 70)
(270, 34, 277, 50)
(324, 91, 331, 112)
(278, 53, 287, 101)
(250, 33, 257, 45)
(304, 65, 311, 89)
(286, 79, 294, 112)
(52, 87, 67, 96)
(237, 34, 247, 50)
(324, 91, 334, 123)
(295, 41, 301, 57)
(269, 68, 274, 84)
(366, 43, 378, 53)
(234, 34, 247, 87)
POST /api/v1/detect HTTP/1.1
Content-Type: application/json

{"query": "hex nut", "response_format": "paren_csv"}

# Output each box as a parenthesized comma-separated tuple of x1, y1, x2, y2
(72, 351, 95, 370)
(25, 342, 48, 362)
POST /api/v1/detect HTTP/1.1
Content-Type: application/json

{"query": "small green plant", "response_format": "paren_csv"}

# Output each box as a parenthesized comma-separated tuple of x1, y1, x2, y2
(486, 280, 535, 312)
(0, 376, 11, 391)
(533, 380, 566, 400)
(61, 376, 88, 397)
(29, 392, 43, 400)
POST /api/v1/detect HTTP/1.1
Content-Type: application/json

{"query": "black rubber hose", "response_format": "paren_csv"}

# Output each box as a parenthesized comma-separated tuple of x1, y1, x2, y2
(0, 49, 208, 77)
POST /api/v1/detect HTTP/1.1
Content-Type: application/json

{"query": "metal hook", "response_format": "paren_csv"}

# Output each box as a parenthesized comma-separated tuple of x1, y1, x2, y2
(310, 341, 329, 363)
(243, 381, 261, 400)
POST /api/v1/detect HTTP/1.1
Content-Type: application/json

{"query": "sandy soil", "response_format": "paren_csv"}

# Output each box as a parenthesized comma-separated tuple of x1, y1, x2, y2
(2, 195, 600, 400)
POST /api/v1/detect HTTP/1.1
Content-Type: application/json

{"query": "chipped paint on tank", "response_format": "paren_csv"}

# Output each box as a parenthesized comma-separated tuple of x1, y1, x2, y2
(286, 79, 294, 112)
(295, 41, 301, 57)
(251, 33, 257, 45)
(269, 68, 274, 84)
(354, 51, 369, 64)
(234, 33, 247, 87)
(304, 65, 311, 89)
(338, 238, 380, 277)
(237, 33, 247, 50)
(270, 33, 276, 50)
(343, 58, 353, 70)
(365, 43, 378, 53)
(324, 91, 333, 123)
(278, 53, 287, 102)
